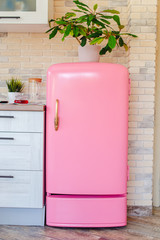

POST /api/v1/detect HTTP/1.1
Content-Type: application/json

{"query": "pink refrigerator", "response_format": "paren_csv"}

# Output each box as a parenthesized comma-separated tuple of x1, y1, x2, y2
(46, 62, 129, 227)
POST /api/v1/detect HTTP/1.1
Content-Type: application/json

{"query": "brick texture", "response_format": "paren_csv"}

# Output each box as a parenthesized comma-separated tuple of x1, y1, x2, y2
(128, 0, 157, 207)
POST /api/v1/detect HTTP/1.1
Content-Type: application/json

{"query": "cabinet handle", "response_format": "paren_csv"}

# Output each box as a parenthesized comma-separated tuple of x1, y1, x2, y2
(0, 116, 14, 118)
(0, 16, 20, 19)
(0, 137, 14, 140)
(54, 99, 59, 131)
(0, 176, 14, 179)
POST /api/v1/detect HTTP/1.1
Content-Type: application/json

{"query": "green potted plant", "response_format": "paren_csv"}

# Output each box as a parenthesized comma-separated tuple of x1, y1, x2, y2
(6, 77, 24, 103)
(46, 0, 137, 62)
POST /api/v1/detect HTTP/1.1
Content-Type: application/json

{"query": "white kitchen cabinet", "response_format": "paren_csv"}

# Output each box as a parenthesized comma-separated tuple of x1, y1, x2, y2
(0, 170, 43, 208)
(0, 106, 45, 226)
(0, 111, 43, 132)
(0, 132, 43, 170)
(0, 0, 52, 32)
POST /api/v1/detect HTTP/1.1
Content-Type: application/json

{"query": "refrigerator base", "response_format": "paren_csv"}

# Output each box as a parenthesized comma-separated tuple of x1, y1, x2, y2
(46, 195, 127, 227)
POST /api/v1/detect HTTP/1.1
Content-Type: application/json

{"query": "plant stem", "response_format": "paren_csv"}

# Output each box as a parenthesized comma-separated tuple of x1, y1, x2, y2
(76, 37, 81, 44)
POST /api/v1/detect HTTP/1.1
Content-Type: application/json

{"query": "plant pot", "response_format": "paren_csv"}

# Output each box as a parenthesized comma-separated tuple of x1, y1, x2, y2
(8, 92, 19, 104)
(78, 44, 101, 62)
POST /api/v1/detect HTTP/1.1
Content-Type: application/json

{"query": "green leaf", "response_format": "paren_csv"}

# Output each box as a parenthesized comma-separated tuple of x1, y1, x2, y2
(93, 4, 98, 11)
(120, 33, 138, 37)
(99, 44, 112, 55)
(89, 14, 95, 21)
(6, 77, 24, 92)
(49, 27, 58, 39)
(102, 9, 120, 14)
(119, 25, 125, 30)
(76, 5, 89, 12)
(65, 12, 76, 19)
(123, 43, 129, 51)
(62, 35, 65, 42)
(119, 37, 124, 47)
(59, 29, 65, 34)
(108, 35, 117, 49)
(80, 36, 87, 46)
(73, 0, 89, 8)
(90, 37, 104, 45)
(88, 30, 103, 38)
(115, 34, 120, 40)
(45, 27, 55, 33)
(92, 18, 105, 28)
(49, 19, 55, 27)
(77, 15, 88, 23)
(87, 14, 95, 26)
(72, 9, 87, 14)
(73, 26, 79, 37)
(113, 15, 120, 26)
(70, 29, 74, 36)
(78, 26, 87, 36)
(72, 9, 84, 12)
(87, 17, 90, 26)
(64, 24, 72, 37)
(99, 14, 113, 19)
(99, 47, 107, 55)
(55, 20, 67, 25)
(112, 30, 120, 35)
(99, 18, 110, 25)
(49, 19, 55, 23)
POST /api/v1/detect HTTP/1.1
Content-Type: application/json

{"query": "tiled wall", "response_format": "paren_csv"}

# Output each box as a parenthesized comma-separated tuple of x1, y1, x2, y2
(0, 0, 158, 210)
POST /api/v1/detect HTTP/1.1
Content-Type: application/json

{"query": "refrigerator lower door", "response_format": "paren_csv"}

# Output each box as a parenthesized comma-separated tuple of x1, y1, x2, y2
(46, 195, 127, 227)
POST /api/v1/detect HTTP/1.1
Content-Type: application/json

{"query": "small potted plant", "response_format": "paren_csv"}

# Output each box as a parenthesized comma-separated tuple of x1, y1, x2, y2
(6, 77, 24, 103)
(46, 0, 137, 62)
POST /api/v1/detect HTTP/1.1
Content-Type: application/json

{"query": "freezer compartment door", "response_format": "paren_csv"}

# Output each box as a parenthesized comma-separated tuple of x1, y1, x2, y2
(46, 63, 129, 195)
(46, 195, 127, 227)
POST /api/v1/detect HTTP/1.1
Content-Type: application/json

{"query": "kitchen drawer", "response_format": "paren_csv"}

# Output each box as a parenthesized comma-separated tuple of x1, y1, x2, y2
(0, 170, 43, 208)
(46, 195, 127, 227)
(0, 132, 43, 170)
(0, 111, 43, 132)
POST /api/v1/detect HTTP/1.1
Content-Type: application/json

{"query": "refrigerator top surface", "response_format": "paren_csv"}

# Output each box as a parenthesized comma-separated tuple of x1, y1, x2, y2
(47, 62, 128, 74)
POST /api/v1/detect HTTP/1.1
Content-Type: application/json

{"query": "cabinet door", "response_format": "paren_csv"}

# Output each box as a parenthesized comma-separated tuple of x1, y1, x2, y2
(46, 63, 129, 195)
(0, 111, 44, 133)
(0, 132, 43, 170)
(0, 0, 48, 31)
(0, 170, 43, 208)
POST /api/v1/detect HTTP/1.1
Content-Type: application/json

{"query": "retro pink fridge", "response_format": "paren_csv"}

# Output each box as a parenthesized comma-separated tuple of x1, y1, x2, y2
(46, 62, 129, 227)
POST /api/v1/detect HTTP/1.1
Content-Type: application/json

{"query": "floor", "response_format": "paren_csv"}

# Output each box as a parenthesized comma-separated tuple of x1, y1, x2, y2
(0, 208, 160, 240)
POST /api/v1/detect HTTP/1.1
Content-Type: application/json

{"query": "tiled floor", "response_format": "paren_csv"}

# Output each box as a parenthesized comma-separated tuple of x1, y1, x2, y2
(0, 208, 160, 240)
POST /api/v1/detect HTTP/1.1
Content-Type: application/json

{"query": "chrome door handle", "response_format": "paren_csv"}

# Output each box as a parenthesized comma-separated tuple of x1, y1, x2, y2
(54, 99, 59, 131)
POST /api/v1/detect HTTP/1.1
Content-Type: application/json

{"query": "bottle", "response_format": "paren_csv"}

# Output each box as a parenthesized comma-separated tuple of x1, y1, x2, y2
(28, 78, 42, 103)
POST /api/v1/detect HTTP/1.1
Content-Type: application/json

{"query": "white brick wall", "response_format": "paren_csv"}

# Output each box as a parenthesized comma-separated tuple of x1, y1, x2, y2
(0, 0, 158, 208)
(128, 0, 157, 207)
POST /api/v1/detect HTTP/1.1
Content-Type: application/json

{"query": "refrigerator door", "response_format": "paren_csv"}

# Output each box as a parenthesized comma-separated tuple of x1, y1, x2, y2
(46, 63, 129, 195)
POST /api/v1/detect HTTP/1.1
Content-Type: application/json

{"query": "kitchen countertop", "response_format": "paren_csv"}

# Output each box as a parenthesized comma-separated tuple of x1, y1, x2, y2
(0, 103, 45, 111)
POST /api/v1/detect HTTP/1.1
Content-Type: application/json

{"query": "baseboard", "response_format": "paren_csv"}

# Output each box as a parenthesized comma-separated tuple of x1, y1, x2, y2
(0, 205, 152, 225)
(0, 206, 45, 226)
(127, 206, 152, 216)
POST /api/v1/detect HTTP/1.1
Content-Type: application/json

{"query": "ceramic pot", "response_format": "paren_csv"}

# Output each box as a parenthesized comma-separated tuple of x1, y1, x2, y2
(8, 92, 19, 103)
(78, 44, 101, 62)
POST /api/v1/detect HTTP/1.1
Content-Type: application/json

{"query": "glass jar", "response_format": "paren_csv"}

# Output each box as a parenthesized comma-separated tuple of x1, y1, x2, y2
(28, 78, 42, 103)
